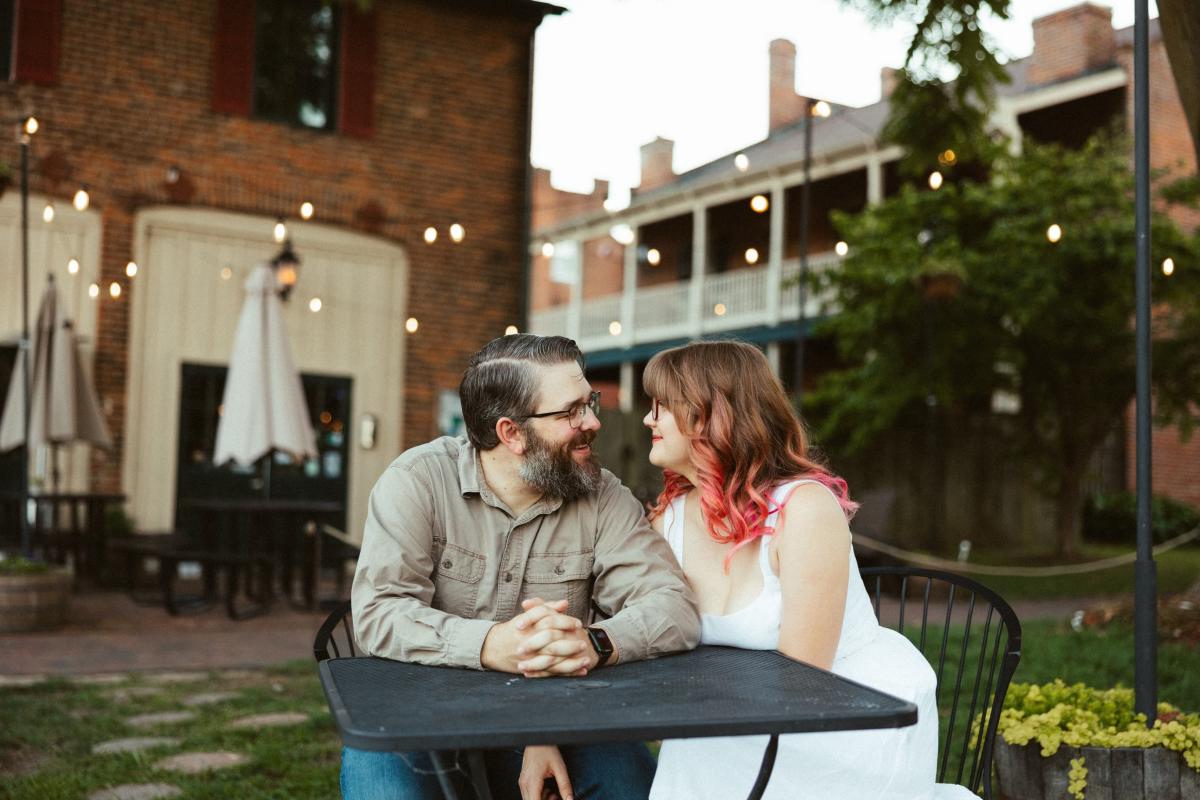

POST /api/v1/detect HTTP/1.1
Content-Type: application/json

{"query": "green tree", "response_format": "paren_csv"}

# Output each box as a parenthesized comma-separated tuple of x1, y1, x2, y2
(809, 134, 1200, 558)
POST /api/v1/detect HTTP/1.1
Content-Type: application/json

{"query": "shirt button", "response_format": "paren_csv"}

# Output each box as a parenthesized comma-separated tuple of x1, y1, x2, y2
(553, 565, 565, 575)
(504, 572, 513, 583)
(442, 559, 453, 569)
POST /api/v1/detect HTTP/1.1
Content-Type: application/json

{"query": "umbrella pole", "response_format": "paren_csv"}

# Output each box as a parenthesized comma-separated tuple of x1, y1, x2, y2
(1132, 0, 1157, 723)
(18, 124, 32, 558)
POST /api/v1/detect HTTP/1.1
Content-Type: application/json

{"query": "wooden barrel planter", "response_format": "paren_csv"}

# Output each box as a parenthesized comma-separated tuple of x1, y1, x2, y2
(995, 738, 1200, 800)
(0, 568, 72, 632)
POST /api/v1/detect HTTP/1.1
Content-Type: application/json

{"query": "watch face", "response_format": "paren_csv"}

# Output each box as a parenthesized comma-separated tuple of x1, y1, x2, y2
(588, 627, 613, 656)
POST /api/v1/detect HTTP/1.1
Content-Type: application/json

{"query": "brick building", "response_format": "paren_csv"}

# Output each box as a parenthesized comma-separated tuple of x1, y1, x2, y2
(529, 3, 1199, 526)
(0, 0, 562, 539)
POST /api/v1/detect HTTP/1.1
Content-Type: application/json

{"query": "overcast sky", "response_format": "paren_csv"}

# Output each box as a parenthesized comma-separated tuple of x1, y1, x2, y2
(530, 0, 1158, 205)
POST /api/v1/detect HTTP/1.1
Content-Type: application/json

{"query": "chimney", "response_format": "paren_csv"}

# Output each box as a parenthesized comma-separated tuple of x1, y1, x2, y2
(639, 137, 675, 191)
(880, 66, 900, 99)
(1028, 3, 1115, 87)
(769, 39, 807, 132)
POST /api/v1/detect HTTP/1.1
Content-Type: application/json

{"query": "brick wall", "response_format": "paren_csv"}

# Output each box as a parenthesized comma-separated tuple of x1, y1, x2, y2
(0, 0, 543, 491)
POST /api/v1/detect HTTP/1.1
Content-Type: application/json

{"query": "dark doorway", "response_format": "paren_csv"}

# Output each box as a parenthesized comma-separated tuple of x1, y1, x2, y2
(174, 363, 351, 533)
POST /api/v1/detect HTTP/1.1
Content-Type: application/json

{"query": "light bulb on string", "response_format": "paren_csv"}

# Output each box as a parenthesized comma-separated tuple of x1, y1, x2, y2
(812, 100, 832, 118)
(450, 223, 465, 243)
(405, 317, 419, 333)
(734, 153, 749, 172)
(67, 258, 80, 275)
(309, 297, 323, 313)
(88, 283, 99, 299)
(744, 247, 759, 265)
(109, 282, 121, 299)
(22, 116, 39, 136)
(646, 248, 661, 266)
(1046, 224, 1062, 243)
(73, 186, 90, 211)
(273, 219, 287, 243)
(423, 227, 437, 244)
(505, 325, 519, 335)
(125, 261, 138, 278)
(835, 241, 849, 257)
(42, 203, 55, 223)
(1162, 258, 1175, 276)
(928, 171, 944, 190)
(750, 195, 769, 213)
(541, 242, 555, 258)
(300, 202, 314, 220)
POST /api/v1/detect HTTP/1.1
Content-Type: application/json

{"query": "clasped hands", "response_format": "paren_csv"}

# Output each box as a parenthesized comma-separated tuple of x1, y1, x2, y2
(481, 597, 599, 678)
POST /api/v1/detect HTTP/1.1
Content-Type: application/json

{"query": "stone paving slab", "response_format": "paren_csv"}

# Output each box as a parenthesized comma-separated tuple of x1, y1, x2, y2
(92, 737, 181, 755)
(144, 671, 209, 685)
(228, 711, 308, 730)
(126, 711, 197, 728)
(181, 691, 239, 707)
(153, 751, 250, 774)
(0, 674, 46, 687)
(88, 783, 182, 800)
(104, 686, 166, 702)
(70, 673, 129, 685)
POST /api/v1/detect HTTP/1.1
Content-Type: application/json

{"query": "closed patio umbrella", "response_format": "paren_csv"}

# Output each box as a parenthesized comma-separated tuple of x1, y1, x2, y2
(213, 263, 316, 492)
(0, 277, 111, 491)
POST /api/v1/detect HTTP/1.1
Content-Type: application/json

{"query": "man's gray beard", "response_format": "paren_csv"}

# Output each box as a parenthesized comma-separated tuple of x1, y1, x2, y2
(519, 425, 602, 501)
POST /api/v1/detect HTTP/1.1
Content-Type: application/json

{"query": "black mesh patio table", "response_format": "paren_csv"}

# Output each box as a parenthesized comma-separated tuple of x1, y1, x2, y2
(319, 644, 917, 800)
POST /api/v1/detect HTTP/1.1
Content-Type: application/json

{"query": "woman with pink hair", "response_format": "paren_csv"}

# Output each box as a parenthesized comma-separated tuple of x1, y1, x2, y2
(643, 340, 976, 799)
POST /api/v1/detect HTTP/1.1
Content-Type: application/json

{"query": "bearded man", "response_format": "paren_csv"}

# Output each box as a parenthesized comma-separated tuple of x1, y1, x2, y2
(343, 334, 700, 800)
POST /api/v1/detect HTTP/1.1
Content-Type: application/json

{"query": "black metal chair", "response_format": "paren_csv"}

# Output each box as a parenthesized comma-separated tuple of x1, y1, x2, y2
(313, 598, 357, 661)
(860, 567, 1022, 800)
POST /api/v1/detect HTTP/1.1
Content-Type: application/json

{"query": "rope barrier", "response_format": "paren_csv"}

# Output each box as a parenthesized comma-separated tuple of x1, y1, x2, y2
(851, 526, 1200, 577)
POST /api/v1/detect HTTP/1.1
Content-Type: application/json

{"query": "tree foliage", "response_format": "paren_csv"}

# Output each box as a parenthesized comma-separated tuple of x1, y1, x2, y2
(808, 133, 1200, 555)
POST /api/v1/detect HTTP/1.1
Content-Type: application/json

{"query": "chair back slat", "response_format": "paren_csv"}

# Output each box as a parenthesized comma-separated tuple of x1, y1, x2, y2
(861, 566, 1022, 800)
(313, 600, 356, 662)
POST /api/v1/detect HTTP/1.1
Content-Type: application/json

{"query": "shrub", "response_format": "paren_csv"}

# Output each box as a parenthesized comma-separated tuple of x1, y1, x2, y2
(1083, 491, 1200, 546)
(0, 555, 52, 576)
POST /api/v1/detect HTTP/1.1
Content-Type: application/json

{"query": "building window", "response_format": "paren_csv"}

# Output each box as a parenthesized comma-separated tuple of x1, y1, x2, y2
(252, 0, 340, 131)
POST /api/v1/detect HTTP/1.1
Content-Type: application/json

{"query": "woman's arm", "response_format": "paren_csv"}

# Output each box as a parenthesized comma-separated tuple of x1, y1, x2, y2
(774, 483, 851, 671)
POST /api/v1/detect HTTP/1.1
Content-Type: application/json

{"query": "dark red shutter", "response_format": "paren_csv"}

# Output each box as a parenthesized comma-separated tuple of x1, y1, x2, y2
(338, 3, 377, 138)
(211, 0, 255, 116)
(13, 0, 62, 86)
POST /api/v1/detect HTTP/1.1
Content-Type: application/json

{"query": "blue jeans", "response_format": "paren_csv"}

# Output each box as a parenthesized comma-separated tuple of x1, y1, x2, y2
(340, 742, 656, 799)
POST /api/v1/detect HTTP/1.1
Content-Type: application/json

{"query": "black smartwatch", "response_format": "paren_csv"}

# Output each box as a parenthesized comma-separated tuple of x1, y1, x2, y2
(586, 626, 614, 668)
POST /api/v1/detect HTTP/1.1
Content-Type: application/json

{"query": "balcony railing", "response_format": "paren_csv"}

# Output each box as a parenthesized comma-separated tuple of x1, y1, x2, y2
(530, 252, 840, 353)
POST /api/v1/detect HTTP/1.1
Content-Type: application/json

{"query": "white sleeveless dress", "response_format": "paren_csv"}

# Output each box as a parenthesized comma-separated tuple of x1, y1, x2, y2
(649, 480, 979, 800)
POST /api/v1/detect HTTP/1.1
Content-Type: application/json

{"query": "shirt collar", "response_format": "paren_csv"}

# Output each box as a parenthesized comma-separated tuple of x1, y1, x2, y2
(456, 436, 565, 520)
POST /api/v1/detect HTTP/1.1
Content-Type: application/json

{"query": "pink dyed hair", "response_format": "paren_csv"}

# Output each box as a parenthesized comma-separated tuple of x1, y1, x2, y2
(644, 340, 857, 571)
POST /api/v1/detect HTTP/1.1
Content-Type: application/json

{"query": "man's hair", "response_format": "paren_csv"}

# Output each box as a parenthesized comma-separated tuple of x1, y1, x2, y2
(459, 334, 585, 450)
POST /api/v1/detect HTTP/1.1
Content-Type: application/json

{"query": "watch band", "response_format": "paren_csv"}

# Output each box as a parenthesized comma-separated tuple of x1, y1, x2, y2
(586, 626, 614, 667)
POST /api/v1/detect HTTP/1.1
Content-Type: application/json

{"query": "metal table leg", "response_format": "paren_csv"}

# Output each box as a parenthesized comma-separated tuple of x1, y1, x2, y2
(746, 733, 779, 800)
(466, 750, 494, 800)
(429, 751, 461, 800)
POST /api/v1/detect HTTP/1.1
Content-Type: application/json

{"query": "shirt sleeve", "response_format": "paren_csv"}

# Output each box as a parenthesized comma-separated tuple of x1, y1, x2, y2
(350, 461, 496, 669)
(588, 476, 701, 663)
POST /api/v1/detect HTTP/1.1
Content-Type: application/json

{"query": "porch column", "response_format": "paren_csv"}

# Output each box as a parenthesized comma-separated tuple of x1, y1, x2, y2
(688, 204, 707, 337)
(766, 182, 785, 325)
(620, 228, 637, 344)
(619, 360, 635, 413)
(867, 155, 884, 206)
(766, 341, 782, 377)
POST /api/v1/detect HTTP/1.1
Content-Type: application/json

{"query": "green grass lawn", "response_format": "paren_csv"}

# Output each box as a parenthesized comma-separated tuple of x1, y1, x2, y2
(1, 624, 1195, 800)
(956, 543, 1200, 601)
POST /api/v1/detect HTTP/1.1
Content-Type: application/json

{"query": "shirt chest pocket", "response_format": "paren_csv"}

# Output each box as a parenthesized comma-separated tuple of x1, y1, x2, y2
(520, 552, 593, 619)
(431, 542, 485, 613)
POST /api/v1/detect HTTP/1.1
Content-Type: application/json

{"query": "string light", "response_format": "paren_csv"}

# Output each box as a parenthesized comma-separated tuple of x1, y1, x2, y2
(812, 100, 832, 118)
(1046, 223, 1062, 243)
(1162, 257, 1175, 276)
(73, 186, 90, 211)
(938, 149, 957, 166)
(109, 282, 121, 299)
(68, 258, 80, 275)
(713, 303, 727, 316)
(220, 267, 232, 280)
(610, 224, 634, 245)
(22, 116, 39, 136)
(309, 297, 322, 313)
(300, 201, 314, 220)
(744, 247, 760, 265)
(423, 227, 437, 244)
(835, 241, 849, 257)
(42, 203, 55, 223)
(125, 261, 138, 278)
(608, 321, 622, 336)
(505, 325, 519, 335)
(646, 248, 661, 266)
(88, 283, 99, 299)
(750, 194, 769, 213)
(928, 171, 944, 190)
(273, 218, 287, 243)
(734, 153, 750, 172)
(405, 317, 419, 333)
(541, 242, 555, 258)
(450, 223, 465, 243)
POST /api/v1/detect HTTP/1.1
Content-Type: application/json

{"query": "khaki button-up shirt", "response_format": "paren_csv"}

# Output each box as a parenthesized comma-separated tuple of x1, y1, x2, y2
(352, 436, 701, 669)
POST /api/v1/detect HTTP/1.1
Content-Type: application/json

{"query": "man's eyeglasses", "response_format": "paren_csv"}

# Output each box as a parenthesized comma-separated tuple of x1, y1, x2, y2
(518, 391, 601, 429)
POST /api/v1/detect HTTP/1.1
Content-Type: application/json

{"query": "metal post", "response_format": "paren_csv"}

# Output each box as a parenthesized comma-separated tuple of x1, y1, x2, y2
(793, 99, 814, 408)
(18, 129, 32, 558)
(1132, 0, 1157, 724)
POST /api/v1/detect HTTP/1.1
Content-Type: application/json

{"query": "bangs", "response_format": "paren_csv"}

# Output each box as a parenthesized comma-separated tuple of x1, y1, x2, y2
(643, 348, 686, 407)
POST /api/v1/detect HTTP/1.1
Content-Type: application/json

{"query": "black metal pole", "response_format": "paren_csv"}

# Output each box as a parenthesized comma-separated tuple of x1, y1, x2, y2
(793, 99, 814, 409)
(1132, 0, 1157, 724)
(18, 129, 32, 559)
